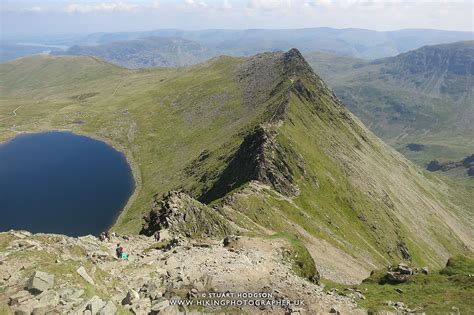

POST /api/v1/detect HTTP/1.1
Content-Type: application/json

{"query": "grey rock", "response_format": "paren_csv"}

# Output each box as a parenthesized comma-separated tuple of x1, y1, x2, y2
(76, 266, 95, 285)
(122, 289, 140, 305)
(151, 298, 170, 312)
(69, 300, 88, 314)
(9, 290, 32, 306)
(14, 304, 33, 315)
(86, 296, 106, 314)
(31, 291, 60, 315)
(27, 271, 54, 293)
(98, 301, 117, 315)
(139, 280, 163, 300)
(36, 290, 60, 306)
(384, 271, 410, 284)
(422, 266, 429, 274)
(396, 263, 412, 275)
(70, 289, 85, 299)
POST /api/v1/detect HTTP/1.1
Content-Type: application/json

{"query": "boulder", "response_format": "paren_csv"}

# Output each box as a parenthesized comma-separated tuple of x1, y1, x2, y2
(9, 290, 32, 306)
(422, 266, 429, 274)
(151, 298, 169, 312)
(384, 271, 410, 284)
(27, 271, 54, 293)
(98, 301, 117, 315)
(86, 296, 106, 313)
(36, 290, 59, 305)
(14, 304, 33, 315)
(122, 289, 140, 305)
(139, 280, 164, 300)
(76, 266, 95, 285)
(396, 263, 412, 275)
(223, 235, 240, 249)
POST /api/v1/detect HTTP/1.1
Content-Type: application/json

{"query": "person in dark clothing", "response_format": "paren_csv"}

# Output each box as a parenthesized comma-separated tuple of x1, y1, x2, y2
(154, 231, 161, 242)
(116, 244, 123, 258)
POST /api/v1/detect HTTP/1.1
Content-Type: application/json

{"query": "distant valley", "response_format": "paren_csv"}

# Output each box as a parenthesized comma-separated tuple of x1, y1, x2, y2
(308, 41, 474, 169)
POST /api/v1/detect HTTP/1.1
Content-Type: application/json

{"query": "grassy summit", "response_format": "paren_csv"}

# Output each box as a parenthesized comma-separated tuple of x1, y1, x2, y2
(0, 50, 472, 284)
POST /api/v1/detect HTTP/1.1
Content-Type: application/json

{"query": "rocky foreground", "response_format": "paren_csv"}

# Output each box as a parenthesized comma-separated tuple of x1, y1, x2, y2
(0, 229, 362, 314)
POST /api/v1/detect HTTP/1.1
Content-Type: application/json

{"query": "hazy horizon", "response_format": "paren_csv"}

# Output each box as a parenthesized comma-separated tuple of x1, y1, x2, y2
(1, 0, 473, 38)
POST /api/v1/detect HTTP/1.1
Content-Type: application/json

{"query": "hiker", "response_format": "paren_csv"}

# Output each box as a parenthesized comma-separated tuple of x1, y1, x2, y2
(99, 232, 107, 242)
(105, 230, 111, 240)
(116, 243, 129, 260)
(154, 231, 161, 242)
(116, 243, 123, 258)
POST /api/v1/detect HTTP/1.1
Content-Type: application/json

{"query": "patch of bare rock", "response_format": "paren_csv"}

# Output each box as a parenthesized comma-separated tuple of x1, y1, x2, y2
(1, 229, 363, 314)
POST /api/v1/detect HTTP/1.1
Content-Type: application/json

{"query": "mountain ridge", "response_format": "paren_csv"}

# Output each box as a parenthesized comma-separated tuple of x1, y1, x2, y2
(0, 50, 472, 288)
(308, 40, 474, 166)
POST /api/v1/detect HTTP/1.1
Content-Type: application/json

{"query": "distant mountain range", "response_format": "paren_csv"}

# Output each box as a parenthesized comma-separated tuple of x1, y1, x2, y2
(59, 37, 211, 68)
(308, 41, 474, 167)
(3, 27, 472, 63)
(74, 28, 474, 59)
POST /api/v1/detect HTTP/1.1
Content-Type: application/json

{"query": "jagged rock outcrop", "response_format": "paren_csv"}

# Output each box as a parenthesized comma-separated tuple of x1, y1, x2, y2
(140, 191, 234, 238)
(200, 124, 303, 202)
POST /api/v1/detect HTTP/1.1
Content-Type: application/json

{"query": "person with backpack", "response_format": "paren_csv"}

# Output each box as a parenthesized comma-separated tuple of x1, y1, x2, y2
(116, 243, 129, 260)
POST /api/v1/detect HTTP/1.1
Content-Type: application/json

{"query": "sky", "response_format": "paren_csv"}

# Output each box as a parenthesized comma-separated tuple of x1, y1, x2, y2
(1, 0, 473, 37)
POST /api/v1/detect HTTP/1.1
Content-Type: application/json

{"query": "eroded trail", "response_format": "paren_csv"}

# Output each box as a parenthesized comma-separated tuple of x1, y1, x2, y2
(0, 230, 363, 314)
(0, 105, 22, 122)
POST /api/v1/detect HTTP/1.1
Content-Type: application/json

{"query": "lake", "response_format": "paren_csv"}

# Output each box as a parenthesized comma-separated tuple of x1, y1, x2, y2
(0, 131, 135, 236)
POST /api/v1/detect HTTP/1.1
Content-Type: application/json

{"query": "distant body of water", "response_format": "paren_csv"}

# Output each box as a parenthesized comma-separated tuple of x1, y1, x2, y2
(0, 132, 134, 236)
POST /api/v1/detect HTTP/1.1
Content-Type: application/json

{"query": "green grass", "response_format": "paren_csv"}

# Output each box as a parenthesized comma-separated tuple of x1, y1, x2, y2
(266, 232, 319, 282)
(0, 55, 265, 233)
(322, 256, 474, 313)
(0, 52, 472, 285)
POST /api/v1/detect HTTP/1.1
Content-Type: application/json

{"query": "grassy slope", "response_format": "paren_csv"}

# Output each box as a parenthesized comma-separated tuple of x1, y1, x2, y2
(305, 43, 474, 167)
(323, 255, 474, 313)
(0, 55, 268, 233)
(215, 55, 472, 273)
(0, 53, 472, 279)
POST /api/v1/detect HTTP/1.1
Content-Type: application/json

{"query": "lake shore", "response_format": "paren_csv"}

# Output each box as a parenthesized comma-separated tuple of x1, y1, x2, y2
(0, 128, 142, 234)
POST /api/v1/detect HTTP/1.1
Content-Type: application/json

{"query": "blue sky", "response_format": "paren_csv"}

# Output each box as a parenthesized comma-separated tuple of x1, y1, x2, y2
(1, 0, 473, 36)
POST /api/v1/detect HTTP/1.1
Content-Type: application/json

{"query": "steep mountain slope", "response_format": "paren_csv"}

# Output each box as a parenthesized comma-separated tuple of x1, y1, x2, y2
(57, 37, 212, 68)
(308, 41, 474, 166)
(0, 51, 472, 286)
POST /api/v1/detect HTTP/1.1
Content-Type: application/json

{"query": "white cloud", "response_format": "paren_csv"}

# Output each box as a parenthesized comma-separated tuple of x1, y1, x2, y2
(24, 6, 44, 12)
(247, 0, 293, 10)
(182, 0, 208, 9)
(65, 2, 139, 13)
